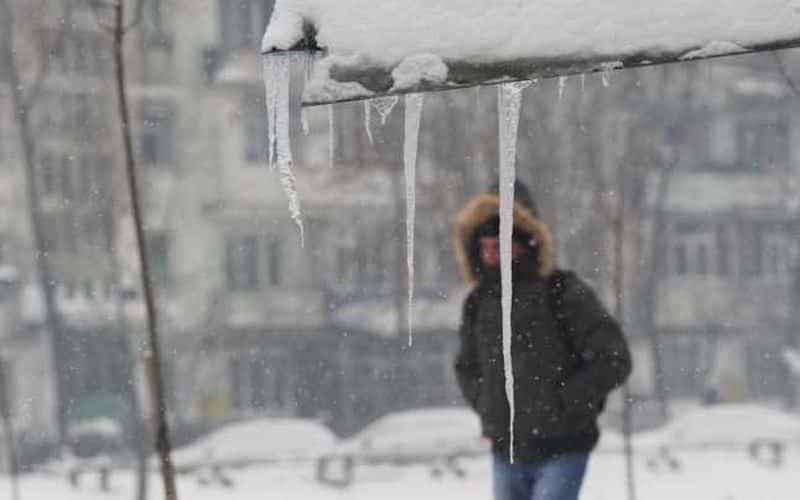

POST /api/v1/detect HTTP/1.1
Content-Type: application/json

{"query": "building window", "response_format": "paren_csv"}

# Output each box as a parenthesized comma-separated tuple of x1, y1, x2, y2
(140, 101, 176, 166)
(738, 117, 789, 170)
(745, 341, 785, 397)
(331, 226, 359, 287)
(77, 155, 94, 198)
(225, 234, 260, 291)
(674, 242, 689, 275)
(230, 351, 290, 413)
(669, 223, 723, 276)
(40, 154, 58, 196)
(141, 0, 172, 48)
(244, 100, 268, 163)
(661, 336, 711, 398)
(219, 0, 273, 51)
(709, 115, 736, 166)
(147, 232, 172, 287)
(267, 239, 282, 286)
(759, 231, 796, 276)
(0, 361, 13, 415)
(60, 155, 75, 201)
(219, 0, 275, 50)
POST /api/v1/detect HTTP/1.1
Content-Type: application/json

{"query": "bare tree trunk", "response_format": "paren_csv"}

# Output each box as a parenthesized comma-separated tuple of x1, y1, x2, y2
(0, 0, 69, 447)
(109, 2, 177, 498)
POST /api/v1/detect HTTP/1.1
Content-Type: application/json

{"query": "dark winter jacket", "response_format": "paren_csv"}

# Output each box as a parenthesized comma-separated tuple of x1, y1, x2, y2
(453, 193, 632, 462)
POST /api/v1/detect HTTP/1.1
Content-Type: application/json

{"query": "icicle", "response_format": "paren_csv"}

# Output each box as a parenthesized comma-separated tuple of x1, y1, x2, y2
(372, 96, 399, 125)
(328, 105, 335, 169)
(403, 93, 424, 347)
(497, 80, 531, 463)
(303, 51, 317, 84)
(601, 69, 611, 88)
(297, 52, 316, 137)
(264, 54, 304, 246)
(264, 58, 279, 170)
(301, 108, 310, 136)
(364, 100, 374, 144)
(558, 76, 568, 100)
(600, 62, 621, 88)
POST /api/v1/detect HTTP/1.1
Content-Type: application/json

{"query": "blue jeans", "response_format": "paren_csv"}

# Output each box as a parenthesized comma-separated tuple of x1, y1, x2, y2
(492, 453, 589, 500)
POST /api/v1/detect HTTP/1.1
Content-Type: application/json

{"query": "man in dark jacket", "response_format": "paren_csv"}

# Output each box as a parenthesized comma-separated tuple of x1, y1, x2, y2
(453, 185, 632, 500)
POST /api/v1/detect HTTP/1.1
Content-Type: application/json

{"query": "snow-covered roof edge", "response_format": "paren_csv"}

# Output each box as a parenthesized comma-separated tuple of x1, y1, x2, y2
(261, 1, 800, 106)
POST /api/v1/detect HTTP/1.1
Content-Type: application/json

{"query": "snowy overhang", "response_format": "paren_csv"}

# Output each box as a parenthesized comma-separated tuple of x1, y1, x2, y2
(262, 0, 800, 106)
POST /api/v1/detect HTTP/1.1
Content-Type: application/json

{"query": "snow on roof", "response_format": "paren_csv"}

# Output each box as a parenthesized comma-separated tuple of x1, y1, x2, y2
(263, 0, 800, 64)
(263, 1, 800, 104)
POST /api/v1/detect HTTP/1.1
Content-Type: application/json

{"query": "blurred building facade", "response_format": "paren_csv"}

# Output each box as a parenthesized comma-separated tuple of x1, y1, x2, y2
(0, 0, 798, 449)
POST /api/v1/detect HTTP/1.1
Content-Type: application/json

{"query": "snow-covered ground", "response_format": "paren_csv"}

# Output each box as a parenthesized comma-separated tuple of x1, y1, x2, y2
(5, 404, 799, 499)
(4, 447, 799, 500)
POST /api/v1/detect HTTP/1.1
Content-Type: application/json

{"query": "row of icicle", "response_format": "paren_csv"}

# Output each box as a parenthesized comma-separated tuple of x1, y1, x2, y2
(264, 52, 545, 461)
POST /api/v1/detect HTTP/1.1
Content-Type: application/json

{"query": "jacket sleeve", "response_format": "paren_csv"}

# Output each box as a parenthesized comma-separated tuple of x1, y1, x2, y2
(553, 272, 632, 417)
(454, 290, 482, 411)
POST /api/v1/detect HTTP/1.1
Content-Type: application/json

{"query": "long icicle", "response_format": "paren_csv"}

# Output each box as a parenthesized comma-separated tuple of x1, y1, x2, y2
(301, 107, 310, 136)
(264, 54, 304, 246)
(264, 57, 279, 170)
(497, 80, 531, 463)
(300, 52, 316, 136)
(404, 93, 424, 347)
(558, 76, 568, 100)
(364, 100, 374, 144)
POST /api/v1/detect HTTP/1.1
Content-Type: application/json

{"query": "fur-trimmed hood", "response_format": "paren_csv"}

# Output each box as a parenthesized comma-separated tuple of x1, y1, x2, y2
(453, 193, 556, 284)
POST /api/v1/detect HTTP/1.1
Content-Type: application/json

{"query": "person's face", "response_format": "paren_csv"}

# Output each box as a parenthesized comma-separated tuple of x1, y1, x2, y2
(479, 236, 527, 268)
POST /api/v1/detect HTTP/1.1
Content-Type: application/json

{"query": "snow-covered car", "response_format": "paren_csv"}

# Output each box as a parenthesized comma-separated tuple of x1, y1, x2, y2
(316, 407, 488, 486)
(638, 404, 800, 471)
(170, 417, 337, 473)
(654, 404, 800, 450)
(337, 407, 487, 461)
